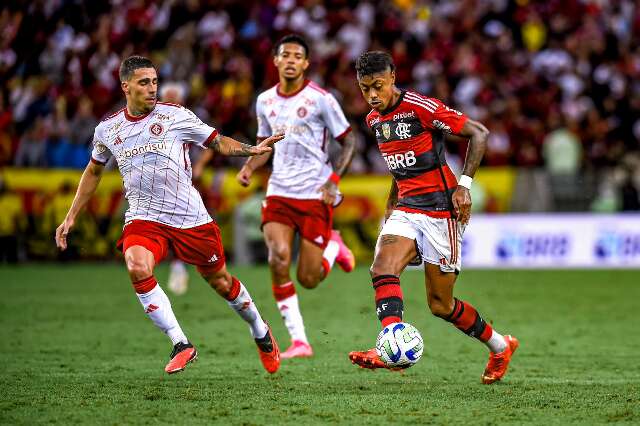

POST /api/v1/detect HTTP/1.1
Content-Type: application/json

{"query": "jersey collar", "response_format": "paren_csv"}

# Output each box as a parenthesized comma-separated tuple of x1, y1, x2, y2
(124, 107, 153, 122)
(276, 79, 310, 98)
(378, 90, 406, 116)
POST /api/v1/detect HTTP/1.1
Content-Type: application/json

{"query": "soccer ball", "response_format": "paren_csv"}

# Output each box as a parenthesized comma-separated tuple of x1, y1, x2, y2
(375, 322, 424, 368)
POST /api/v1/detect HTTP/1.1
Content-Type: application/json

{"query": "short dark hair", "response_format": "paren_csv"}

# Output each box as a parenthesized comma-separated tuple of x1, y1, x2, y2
(119, 55, 156, 82)
(274, 34, 309, 58)
(355, 51, 395, 78)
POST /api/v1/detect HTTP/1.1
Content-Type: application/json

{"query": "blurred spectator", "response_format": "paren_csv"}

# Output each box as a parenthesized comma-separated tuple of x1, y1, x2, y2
(0, 0, 637, 213)
(542, 119, 582, 175)
(0, 177, 24, 263)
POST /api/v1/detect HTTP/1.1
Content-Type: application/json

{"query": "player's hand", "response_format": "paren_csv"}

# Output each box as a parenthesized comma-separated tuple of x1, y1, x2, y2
(452, 186, 472, 225)
(318, 179, 338, 205)
(55, 217, 75, 251)
(252, 133, 285, 155)
(236, 165, 252, 187)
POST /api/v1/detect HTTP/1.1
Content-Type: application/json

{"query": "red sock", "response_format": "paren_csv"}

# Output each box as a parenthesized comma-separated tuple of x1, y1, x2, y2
(321, 259, 330, 279)
(445, 298, 493, 342)
(372, 275, 403, 327)
(224, 276, 241, 301)
(132, 276, 157, 294)
(272, 281, 296, 302)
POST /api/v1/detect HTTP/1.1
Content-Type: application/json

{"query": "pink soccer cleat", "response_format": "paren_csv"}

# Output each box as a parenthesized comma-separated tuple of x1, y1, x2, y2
(165, 341, 198, 374)
(482, 335, 519, 384)
(281, 340, 314, 359)
(331, 230, 355, 272)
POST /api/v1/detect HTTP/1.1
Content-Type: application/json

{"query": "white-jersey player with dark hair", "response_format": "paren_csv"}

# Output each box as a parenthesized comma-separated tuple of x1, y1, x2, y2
(235, 34, 357, 359)
(55, 55, 284, 375)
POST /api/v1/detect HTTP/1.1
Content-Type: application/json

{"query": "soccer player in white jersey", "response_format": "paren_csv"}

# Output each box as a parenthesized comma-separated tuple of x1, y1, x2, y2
(237, 35, 357, 359)
(55, 56, 284, 375)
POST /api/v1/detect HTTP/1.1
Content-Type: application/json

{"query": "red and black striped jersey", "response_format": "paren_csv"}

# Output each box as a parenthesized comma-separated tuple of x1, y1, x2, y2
(366, 91, 468, 218)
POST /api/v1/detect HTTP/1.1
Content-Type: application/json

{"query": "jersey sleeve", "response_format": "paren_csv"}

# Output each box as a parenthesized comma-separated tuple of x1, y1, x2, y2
(255, 97, 272, 139)
(320, 93, 351, 142)
(410, 95, 468, 135)
(90, 125, 112, 165)
(174, 107, 219, 148)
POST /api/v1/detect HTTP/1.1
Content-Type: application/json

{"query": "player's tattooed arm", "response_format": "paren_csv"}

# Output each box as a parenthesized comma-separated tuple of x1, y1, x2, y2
(456, 119, 489, 178)
(210, 133, 285, 157)
(451, 118, 489, 224)
(318, 131, 356, 204)
(333, 131, 356, 177)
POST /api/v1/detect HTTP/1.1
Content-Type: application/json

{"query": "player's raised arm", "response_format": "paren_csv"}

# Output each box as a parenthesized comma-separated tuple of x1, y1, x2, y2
(236, 137, 273, 187)
(55, 160, 105, 250)
(209, 133, 284, 157)
(451, 118, 489, 224)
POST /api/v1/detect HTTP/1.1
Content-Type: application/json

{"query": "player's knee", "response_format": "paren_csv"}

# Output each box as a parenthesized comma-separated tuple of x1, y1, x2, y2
(268, 246, 290, 274)
(126, 257, 153, 281)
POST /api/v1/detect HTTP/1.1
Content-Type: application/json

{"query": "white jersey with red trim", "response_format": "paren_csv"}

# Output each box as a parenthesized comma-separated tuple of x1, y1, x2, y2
(256, 79, 351, 200)
(90, 102, 217, 229)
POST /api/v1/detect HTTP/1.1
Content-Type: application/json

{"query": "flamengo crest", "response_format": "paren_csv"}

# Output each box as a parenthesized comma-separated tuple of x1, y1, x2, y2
(382, 123, 391, 139)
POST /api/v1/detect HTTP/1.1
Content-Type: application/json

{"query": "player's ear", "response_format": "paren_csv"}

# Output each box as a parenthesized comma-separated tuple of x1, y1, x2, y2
(389, 70, 396, 85)
(121, 81, 129, 95)
(302, 58, 309, 72)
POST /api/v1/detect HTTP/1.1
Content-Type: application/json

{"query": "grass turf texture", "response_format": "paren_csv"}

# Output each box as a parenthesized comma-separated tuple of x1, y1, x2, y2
(1, 265, 638, 425)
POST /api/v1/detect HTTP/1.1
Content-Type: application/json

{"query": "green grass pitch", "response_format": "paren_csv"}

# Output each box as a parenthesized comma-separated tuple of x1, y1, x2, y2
(1, 264, 638, 424)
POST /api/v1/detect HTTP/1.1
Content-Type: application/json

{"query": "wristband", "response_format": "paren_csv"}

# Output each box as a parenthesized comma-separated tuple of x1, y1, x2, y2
(458, 174, 473, 189)
(329, 172, 340, 185)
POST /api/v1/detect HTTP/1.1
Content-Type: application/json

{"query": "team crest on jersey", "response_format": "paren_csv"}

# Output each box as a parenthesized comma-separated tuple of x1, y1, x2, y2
(149, 122, 164, 136)
(95, 142, 107, 154)
(297, 107, 307, 118)
(382, 122, 391, 139)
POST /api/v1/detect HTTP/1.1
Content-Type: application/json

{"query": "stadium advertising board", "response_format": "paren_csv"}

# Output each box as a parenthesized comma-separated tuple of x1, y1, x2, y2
(463, 214, 640, 268)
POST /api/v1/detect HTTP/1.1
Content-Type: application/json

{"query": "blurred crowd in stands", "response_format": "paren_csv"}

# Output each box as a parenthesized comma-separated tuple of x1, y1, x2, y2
(0, 0, 639, 212)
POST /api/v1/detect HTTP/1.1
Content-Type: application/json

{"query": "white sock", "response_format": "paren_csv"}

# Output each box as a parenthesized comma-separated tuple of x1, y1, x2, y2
(276, 291, 308, 343)
(136, 284, 188, 345)
(485, 329, 508, 353)
(322, 240, 340, 269)
(227, 281, 269, 339)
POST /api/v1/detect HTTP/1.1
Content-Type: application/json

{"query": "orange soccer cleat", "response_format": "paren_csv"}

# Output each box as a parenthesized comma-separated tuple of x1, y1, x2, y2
(348, 348, 388, 369)
(482, 335, 519, 384)
(331, 230, 355, 272)
(281, 340, 313, 359)
(165, 341, 198, 374)
(255, 325, 280, 374)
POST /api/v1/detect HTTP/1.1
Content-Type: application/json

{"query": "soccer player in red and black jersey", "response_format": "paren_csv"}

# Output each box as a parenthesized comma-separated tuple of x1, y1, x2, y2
(348, 51, 518, 384)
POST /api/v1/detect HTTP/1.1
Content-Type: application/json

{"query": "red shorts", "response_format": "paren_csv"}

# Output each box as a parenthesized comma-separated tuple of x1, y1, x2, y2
(116, 220, 225, 275)
(261, 196, 333, 248)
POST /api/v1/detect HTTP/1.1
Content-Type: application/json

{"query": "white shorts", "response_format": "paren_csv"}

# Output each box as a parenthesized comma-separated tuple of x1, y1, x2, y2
(379, 209, 465, 273)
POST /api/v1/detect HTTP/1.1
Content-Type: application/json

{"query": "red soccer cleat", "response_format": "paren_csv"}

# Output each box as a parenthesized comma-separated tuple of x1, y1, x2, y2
(348, 348, 388, 369)
(165, 341, 198, 374)
(331, 230, 355, 272)
(482, 335, 519, 384)
(281, 340, 313, 359)
(255, 325, 280, 374)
